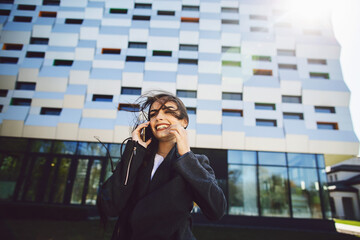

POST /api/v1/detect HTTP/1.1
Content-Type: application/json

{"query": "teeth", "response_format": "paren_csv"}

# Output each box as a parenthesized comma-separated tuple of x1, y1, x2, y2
(157, 125, 168, 130)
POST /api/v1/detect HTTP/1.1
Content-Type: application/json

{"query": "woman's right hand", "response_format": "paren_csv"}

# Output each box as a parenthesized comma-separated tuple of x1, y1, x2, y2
(132, 122, 152, 148)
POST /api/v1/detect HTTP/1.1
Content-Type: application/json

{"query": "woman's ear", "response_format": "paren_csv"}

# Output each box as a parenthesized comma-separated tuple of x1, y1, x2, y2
(181, 119, 188, 129)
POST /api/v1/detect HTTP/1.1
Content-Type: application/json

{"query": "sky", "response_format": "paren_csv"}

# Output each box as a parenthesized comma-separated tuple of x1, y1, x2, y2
(331, 0, 360, 156)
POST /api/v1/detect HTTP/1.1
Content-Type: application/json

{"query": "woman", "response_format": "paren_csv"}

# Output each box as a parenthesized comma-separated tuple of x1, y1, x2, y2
(97, 91, 226, 240)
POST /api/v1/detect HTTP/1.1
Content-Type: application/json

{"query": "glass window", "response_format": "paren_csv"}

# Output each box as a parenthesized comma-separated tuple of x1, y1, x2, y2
(252, 55, 271, 62)
(182, 5, 199, 11)
(317, 122, 338, 130)
(30, 37, 49, 45)
(289, 168, 322, 218)
(228, 165, 258, 215)
(157, 10, 175, 16)
(3, 43, 23, 50)
(85, 159, 102, 205)
(258, 152, 286, 166)
(11, 98, 31, 106)
(259, 166, 290, 217)
(314, 106, 335, 113)
(228, 150, 256, 165)
(282, 95, 302, 103)
(222, 60, 241, 67)
(53, 59, 73, 66)
(278, 64, 297, 70)
(0, 137, 28, 152)
(287, 153, 316, 168)
(179, 44, 198, 51)
(255, 103, 275, 110)
(109, 143, 121, 157)
(52, 141, 77, 155)
(0, 154, 23, 200)
(46, 157, 71, 203)
(40, 107, 62, 116)
(283, 112, 304, 120)
(176, 90, 197, 98)
(71, 159, 88, 204)
(30, 140, 52, 153)
(102, 48, 121, 54)
(153, 50, 172, 57)
(121, 87, 141, 95)
(118, 103, 140, 112)
(109, 8, 127, 14)
(253, 69, 272, 76)
(92, 94, 113, 102)
(221, 7, 238, 13)
(318, 169, 332, 219)
(316, 154, 325, 168)
(256, 119, 277, 127)
(26, 51, 45, 58)
(222, 92, 242, 101)
(310, 72, 329, 79)
(178, 58, 198, 65)
(15, 82, 36, 90)
(126, 56, 146, 62)
(221, 19, 239, 25)
(78, 142, 107, 156)
(277, 49, 295, 56)
(222, 46, 241, 53)
(186, 107, 196, 114)
(134, 3, 151, 9)
(0, 89, 8, 97)
(23, 157, 48, 201)
(222, 109, 243, 117)
(128, 42, 147, 49)
(307, 59, 327, 65)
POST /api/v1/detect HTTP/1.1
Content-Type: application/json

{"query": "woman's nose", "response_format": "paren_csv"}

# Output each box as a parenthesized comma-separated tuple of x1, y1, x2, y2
(155, 110, 165, 120)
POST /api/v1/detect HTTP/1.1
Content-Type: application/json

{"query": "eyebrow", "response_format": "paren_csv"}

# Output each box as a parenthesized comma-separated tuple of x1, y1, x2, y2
(150, 104, 176, 112)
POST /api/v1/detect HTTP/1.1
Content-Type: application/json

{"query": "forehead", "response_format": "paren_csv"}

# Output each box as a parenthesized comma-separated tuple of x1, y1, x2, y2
(150, 100, 177, 110)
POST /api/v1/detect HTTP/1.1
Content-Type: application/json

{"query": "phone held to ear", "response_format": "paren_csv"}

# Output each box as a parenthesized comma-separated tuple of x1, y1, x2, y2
(141, 125, 152, 142)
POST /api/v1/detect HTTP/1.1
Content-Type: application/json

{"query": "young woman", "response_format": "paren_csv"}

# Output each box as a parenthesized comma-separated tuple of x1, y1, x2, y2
(97, 91, 226, 240)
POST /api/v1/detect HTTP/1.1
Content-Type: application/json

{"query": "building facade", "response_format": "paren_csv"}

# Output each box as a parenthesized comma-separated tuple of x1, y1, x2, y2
(0, 0, 359, 225)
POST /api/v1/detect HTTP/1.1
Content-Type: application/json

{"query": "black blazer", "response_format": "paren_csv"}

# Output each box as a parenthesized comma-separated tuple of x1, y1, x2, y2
(97, 140, 226, 240)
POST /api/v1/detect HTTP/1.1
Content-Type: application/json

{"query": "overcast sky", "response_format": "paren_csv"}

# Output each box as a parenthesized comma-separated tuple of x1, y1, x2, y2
(331, 0, 360, 156)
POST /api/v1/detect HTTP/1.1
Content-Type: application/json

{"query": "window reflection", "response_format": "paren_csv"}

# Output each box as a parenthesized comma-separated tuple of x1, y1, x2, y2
(71, 159, 88, 204)
(288, 153, 316, 168)
(318, 169, 332, 219)
(258, 152, 286, 166)
(228, 165, 258, 215)
(86, 160, 102, 205)
(228, 151, 256, 165)
(0, 154, 23, 200)
(52, 141, 77, 155)
(289, 168, 322, 218)
(259, 166, 290, 217)
(78, 142, 107, 156)
(23, 157, 47, 201)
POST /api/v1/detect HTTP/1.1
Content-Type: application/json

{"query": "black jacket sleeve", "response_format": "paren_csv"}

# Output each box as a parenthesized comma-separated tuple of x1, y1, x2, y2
(172, 151, 227, 220)
(97, 140, 147, 217)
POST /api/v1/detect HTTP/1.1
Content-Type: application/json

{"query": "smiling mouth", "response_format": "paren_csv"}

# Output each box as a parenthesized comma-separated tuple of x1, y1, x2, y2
(156, 124, 170, 131)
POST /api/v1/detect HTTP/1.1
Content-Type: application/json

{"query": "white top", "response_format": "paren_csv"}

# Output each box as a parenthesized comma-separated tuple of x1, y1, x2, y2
(151, 153, 164, 180)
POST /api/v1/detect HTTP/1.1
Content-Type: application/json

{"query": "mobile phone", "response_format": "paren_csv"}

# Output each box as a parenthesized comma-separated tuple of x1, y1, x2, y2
(141, 125, 152, 142)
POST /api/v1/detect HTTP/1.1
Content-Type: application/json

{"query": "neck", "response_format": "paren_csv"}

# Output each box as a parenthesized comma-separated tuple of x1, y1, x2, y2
(157, 140, 176, 158)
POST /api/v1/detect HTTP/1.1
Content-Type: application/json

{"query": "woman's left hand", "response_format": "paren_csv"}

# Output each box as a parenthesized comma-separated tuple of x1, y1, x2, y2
(169, 124, 190, 156)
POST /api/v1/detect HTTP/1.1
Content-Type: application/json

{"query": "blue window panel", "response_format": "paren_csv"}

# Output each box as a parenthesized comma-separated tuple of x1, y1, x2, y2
(287, 153, 316, 168)
(72, 60, 92, 70)
(149, 28, 179, 37)
(2, 106, 29, 121)
(99, 26, 129, 35)
(178, 50, 198, 59)
(144, 71, 176, 82)
(90, 68, 122, 80)
(88, 1, 104, 8)
(48, 46, 75, 52)
(52, 24, 80, 33)
(131, 20, 150, 28)
(11, 98, 31, 106)
(34, 17, 56, 25)
(197, 99, 221, 111)
(199, 53, 221, 61)
(180, 23, 199, 31)
(0, 65, 19, 75)
(255, 103, 276, 110)
(77, 40, 97, 48)
(198, 73, 221, 84)
(199, 30, 221, 39)
(222, 116, 244, 132)
(222, 92, 242, 100)
(126, 48, 147, 56)
(123, 62, 145, 73)
(222, 110, 242, 117)
(186, 107, 196, 114)
(197, 123, 222, 135)
(177, 64, 198, 74)
(59, 109, 82, 123)
(66, 85, 87, 95)
(3, 22, 33, 31)
(187, 114, 196, 130)
(92, 94, 113, 102)
(40, 107, 62, 116)
(121, 87, 141, 95)
(245, 126, 284, 138)
(80, 118, 115, 130)
(116, 111, 136, 125)
(228, 150, 257, 165)
(283, 113, 304, 120)
(39, 66, 70, 77)
(177, 90, 197, 98)
(33, 91, 64, 99)
(15, 82, 36, 90)
(256, 119, 277, 126)
(25, 115, 59, 127)
(200, 12, 220, 19)
(314, 106, 335, 113)
(316, 154, 325, 168)
(258, 151, 286, 166)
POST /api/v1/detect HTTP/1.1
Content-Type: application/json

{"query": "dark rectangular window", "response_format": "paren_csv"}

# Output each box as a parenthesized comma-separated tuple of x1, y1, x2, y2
(315, 106, 335, 114)
(278, 64, 297, 70)
(252, 55, 271, 62)
(310, 72, 329, 79)
(102, 48, 121, 54)
(128, 42, 147, 49)
(2, 43, 23, 51)
(17, 4, 36, 11)
(0, 10, 11, 16)
(282, 95, 302, 104)
(11, 98, 31, 106)
(187, 107, 196, 114)
(222, 109, 243, 117)
(177, 90, 197, 98)
(250, 27, 268, 32)
(317, 122, 338, 130)
(134, 3, 152, 9)
(118, 103, 140, 112)
(253, 69, 272, 76)
(15, 82, 36, 90)
(13, 16, 32, 22)
(109, 8, 127, 14)
(132, 15, 151, 21)
(221, 7, 238, 13)
(0, 105, 3, 112)
(283, 112, 304, 120)
(53, 60, 73, 66)
(0, 57, 18, 64)
(30, 37, 49, 45)
(92, 94, 113, 102)
(222, 46, 241, 53)
(222, 92, 242, 101)
(43, 0, 60, 5)
(65, 19, 83, 24)
(255, 103, 276, 110)
(256, 119, 277, 127)
(26, 51, 45, 58)
(178, 58, 198, 65)
(121, 87, 141, 95)
(181, 17, 199, 23)
(40, 107, 62, 116)
(249, 14, 267, 20)
(126, 56, 146, 62)
(153, 50, 172, 57)
(222, 61, 241, 67)
(182, 5, 199, 11)
(39, 11, 57, 17)
(277, 49, 295, 56)
(157, 10, 175, 16)
(222, 19, 239, 25)
(0, 0, 14, 3)
(308, 59, 327, 65)
(0, 89, 8, 97)
(179, 44, 198, 51)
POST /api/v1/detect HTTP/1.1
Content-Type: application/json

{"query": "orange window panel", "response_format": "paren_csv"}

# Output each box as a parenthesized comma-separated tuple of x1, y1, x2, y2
(181, 17, 199, 23)
(102, 48, 121, 54)
(39, 11, 57, 17)
(253, 69, 273, 76)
